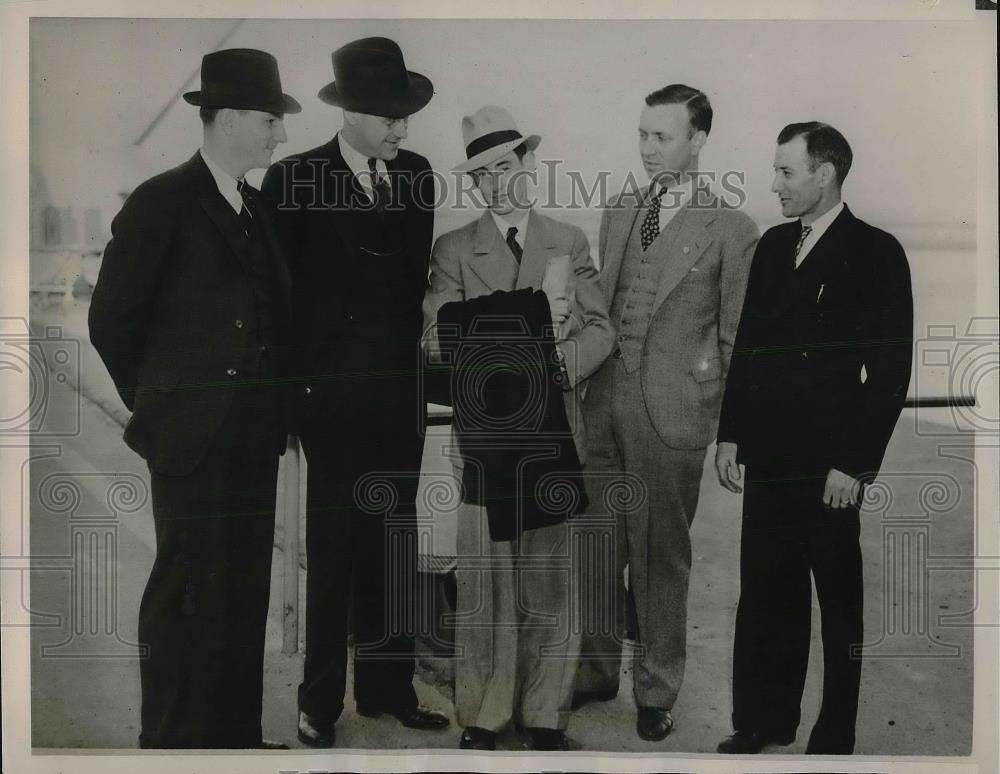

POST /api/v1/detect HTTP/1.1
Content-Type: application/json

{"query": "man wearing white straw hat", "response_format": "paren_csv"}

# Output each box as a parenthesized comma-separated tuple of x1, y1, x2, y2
(423, 106, 615, 751)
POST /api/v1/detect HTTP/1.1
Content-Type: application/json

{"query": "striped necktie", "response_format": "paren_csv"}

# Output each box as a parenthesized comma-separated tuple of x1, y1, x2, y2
(236, 178, 254, 235)
(793, 224, 813, 266)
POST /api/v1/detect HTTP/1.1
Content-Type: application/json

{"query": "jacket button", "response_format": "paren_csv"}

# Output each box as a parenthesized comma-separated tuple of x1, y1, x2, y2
(801, 351, 809, 359)
(227, 368, 237, 376)
(235, 319, 244, 328)
(683, 245, 691, 254)
(304, 387, 312, 395)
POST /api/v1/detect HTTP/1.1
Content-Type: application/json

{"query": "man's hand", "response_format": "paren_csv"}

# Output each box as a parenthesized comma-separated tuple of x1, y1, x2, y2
(823, 468, 862, 509)
(715, 441, 743, 494)
(547, 295, 570, 329)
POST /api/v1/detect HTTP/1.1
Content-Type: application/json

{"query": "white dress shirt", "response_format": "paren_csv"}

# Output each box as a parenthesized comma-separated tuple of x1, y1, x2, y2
(490, 208, 530, 249)
(650, 178, 696, 236)
(796, 200, 846, 267)
(200, 148, 243, 214)
(338, 134, 388, 202)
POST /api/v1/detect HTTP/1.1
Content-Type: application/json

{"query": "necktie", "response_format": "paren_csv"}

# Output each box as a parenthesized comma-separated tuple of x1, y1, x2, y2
(506, 226, 523, 265)
(639, 187, 666, 251)
(367, 157, 391, 216)
(236, 178, 254, 235)
(793, 224, 813, 266)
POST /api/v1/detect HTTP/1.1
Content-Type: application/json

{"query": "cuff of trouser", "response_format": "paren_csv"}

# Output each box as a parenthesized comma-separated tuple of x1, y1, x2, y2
(520, 710, 572, 731)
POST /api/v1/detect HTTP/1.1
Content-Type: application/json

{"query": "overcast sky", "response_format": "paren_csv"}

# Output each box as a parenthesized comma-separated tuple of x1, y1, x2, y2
(30, 17, 978, 231)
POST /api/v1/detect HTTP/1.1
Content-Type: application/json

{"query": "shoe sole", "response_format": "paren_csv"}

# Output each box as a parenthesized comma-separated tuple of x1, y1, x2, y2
(297, 730, 335, 748)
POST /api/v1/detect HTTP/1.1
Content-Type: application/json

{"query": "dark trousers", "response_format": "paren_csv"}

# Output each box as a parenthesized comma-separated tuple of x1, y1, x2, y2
(732, 468, 864, 754)
(138, 385, 282, 748)
(297, 364, 422, 724)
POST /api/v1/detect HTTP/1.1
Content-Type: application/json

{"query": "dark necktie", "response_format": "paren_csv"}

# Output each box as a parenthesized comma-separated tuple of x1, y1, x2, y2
(639, 187, 666, 251)
(506, 226, 523, 265)
(367, 157, 391, 216)
(236, 178, 254, 235)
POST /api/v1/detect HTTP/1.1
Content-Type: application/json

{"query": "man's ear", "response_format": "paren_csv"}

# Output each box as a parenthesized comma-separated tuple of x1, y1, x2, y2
(818, 161, 838, 191)
(216, 108, 235, 135)
(690, 129, 708, 155)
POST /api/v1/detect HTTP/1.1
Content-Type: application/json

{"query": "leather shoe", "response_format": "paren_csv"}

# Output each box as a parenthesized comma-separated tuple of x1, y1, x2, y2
(459, 726, 496, 750)
(527, 727, 569, 751)
(357, 703, 450, 730)
(717, 729, 794, 754)
(297, 711, 336, 748)
(636, 706, 674, 741)
(257, 739, 289, 750)
(570, 688, 618, 711)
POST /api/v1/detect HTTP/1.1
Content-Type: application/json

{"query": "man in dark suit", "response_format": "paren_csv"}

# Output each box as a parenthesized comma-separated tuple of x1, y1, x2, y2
(88, 49, 300, 748)
(714, 122, 913, 755)
(260, 37, 448, 747)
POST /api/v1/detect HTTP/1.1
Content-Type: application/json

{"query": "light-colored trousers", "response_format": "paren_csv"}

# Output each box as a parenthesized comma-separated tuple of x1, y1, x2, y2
(575, 356, 706, 709)
(454, 501, 581, 732)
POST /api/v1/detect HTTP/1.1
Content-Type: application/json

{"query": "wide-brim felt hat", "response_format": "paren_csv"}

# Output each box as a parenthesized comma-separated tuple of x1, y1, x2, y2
(183, 48, 301, 114)
(318, 36, 433, 118)
(452, 105, 541, 172)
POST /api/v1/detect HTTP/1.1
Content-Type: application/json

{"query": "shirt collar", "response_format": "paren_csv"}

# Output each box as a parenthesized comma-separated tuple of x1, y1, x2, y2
(801, 200, 845, 242)
(338, 133, 388, 194)
(200, 148, 243, 214)
(490, 208, 530, 248)
(651, 177, 697, 210)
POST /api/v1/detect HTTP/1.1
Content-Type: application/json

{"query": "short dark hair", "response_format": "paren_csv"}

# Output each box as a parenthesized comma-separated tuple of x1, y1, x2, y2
(645, 84, 713, 136)
(777, 122, 853, 187)
(199, 106, 251, 126)
(512, 142, 528, 161)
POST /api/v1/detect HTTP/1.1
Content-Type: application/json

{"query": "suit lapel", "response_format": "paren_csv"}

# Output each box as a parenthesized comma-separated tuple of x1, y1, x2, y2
(779, 206, 855, 311)
(651, 206, 715, 315)
(515, 210, 558, 291)
(468, 212, 518, 291)
(600, 188, 644, 298)
(193, 153, 249, 266)
(323, 135, 369, 251)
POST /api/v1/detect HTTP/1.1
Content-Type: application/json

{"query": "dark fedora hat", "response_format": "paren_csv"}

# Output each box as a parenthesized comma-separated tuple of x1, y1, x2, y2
(183, 48, 301, 114)
(318, 37, 433, 118)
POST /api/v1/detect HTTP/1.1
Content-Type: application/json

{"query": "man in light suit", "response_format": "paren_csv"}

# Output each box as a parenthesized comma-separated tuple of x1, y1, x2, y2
(423, 106, 615, 751)
(574, 84, 759, 741)
(715, 122, 912, 755)
(89, 49, 299, 748)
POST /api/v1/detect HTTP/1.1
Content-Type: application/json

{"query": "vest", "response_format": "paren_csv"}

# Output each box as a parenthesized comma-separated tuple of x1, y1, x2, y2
(608, 204, 681, 372)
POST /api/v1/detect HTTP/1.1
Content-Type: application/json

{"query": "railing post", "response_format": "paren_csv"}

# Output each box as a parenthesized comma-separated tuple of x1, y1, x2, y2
(282, 434, 301, 655)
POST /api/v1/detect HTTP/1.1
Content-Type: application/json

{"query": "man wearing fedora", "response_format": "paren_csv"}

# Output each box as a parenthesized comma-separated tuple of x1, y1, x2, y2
(422, 106, 615, 751)
(261, 37, 447, 747)
(573, 84, 759, 742)
(89, 48, 299, 748)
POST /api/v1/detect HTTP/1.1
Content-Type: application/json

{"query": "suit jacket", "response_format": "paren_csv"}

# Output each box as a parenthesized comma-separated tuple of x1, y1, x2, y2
(717, 205, 913, 479)
(596, 188, 759, 449)
(260, 135, 435, 428)
(88, 151, 292, 476)
(423, 209, 616, 458)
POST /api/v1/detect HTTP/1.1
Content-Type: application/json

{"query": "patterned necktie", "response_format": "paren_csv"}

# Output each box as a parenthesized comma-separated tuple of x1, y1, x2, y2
(506, 227, 523, 265)
(367, 157, 391, 216)
(236, 178, 254, 235)
(793, 224, 813, 266)
(639, 187, 666, 251)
